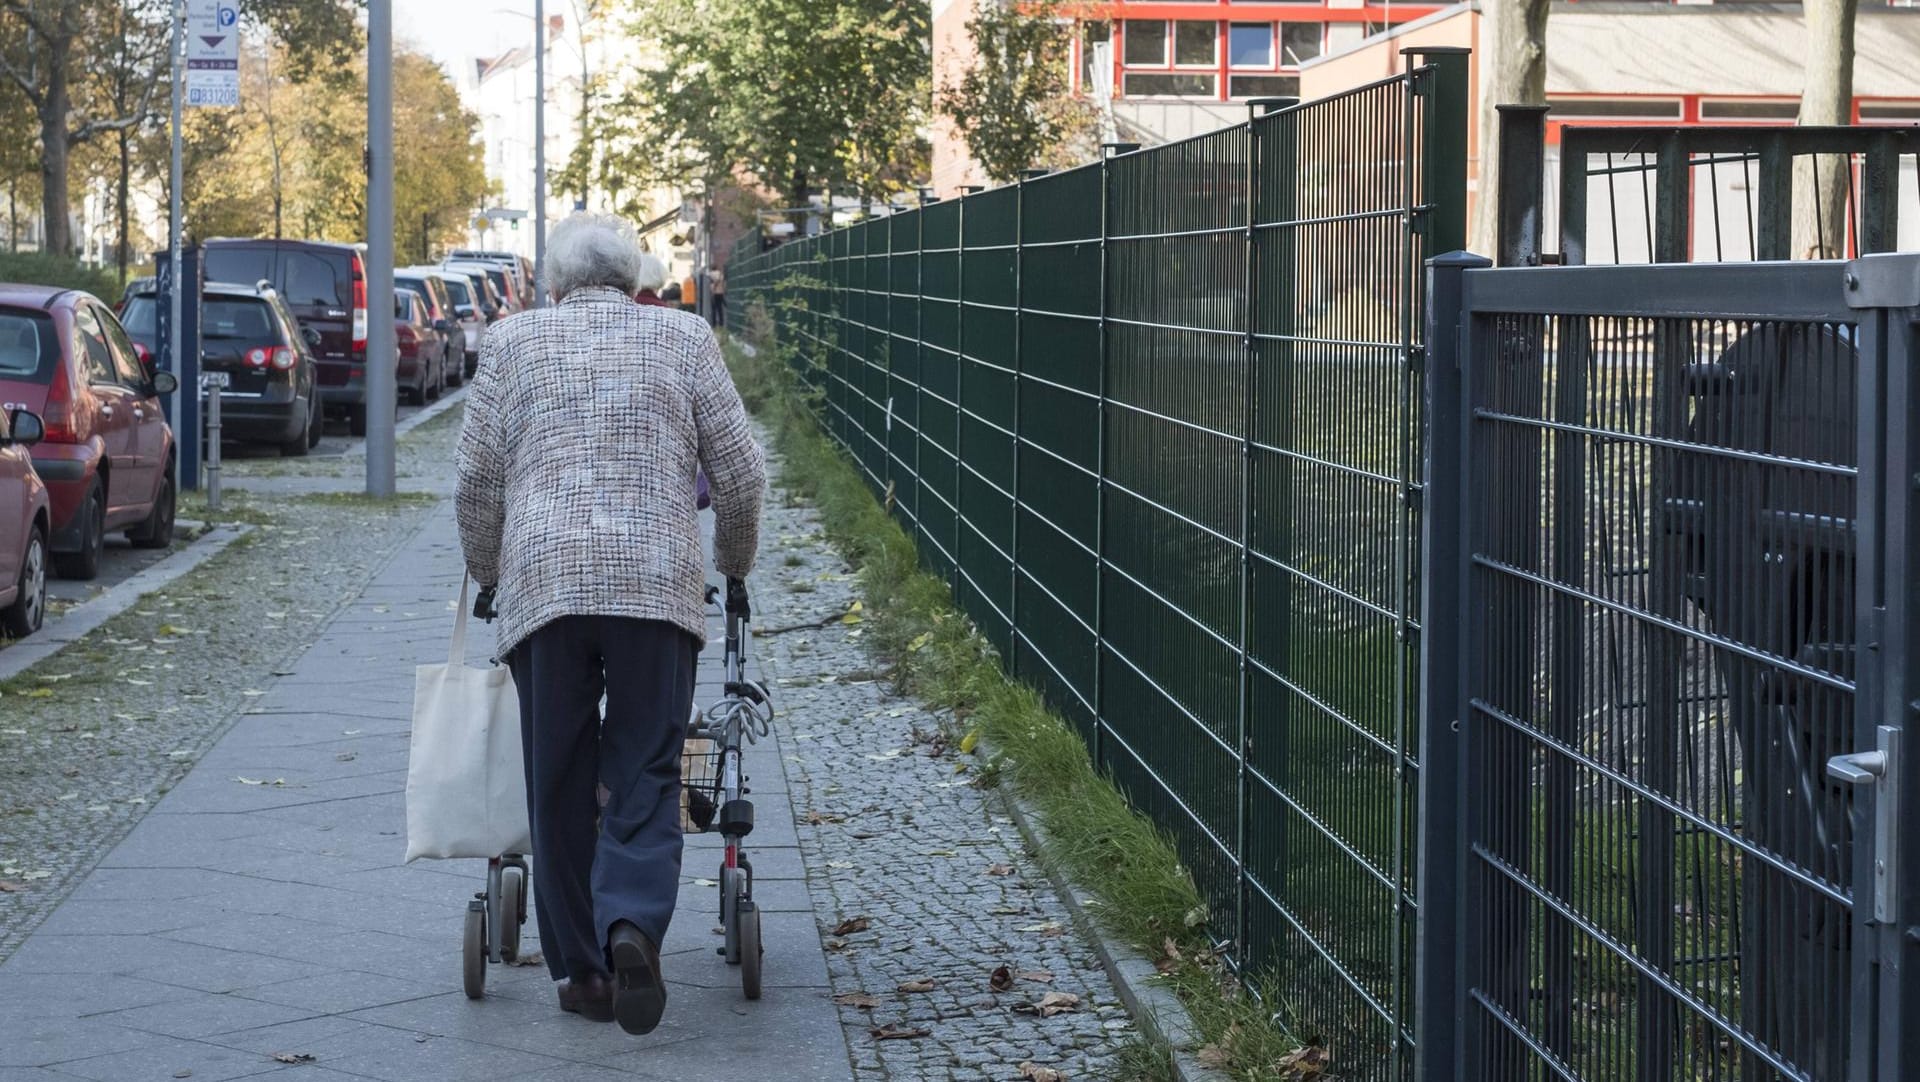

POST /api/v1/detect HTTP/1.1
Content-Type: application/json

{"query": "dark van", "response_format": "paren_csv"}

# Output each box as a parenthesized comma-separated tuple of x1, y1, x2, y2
(201, 239, 371, 435)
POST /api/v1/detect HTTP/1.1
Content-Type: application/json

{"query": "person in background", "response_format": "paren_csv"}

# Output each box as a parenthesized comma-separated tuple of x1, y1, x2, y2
(455, 212, 766, 1036)
(634, 253, 673, 308)
(680, 271, 698, 315)
(707, 267, 726, 327)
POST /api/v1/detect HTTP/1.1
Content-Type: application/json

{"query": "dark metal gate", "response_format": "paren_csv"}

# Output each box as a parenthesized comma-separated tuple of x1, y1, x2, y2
(1420, 252, 1920, 1081)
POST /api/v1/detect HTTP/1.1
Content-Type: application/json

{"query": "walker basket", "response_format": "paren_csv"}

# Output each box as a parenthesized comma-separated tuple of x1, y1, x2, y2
(680, 734, 722, 834)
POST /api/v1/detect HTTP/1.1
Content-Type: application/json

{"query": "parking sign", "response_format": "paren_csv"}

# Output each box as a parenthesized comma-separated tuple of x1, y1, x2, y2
(185, 0, 240, 108)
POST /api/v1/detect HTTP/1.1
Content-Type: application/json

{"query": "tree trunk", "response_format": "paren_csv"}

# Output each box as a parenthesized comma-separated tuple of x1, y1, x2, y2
(1795, 0, 1857, 259)
(7, 182, 16, 252)
(1471, 0, 1550, 258)
(38, 67, 71, 256)
(117, 129, 132, 280)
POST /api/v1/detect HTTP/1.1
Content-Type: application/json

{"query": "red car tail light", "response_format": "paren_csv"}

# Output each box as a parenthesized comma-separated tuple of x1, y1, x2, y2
(244, 347, 270, 368)
(351, 254, 369, 351)
(40, 359, 81, 442)
(269, 346, 297, 371)
(395, 324, 418, 358)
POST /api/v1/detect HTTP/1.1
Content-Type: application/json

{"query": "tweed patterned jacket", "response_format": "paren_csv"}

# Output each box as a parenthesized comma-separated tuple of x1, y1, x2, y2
(454, 286, 766, 655)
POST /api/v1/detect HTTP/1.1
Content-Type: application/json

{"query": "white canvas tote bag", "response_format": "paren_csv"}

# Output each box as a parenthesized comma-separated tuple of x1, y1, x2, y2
(404, 579, 532, 861)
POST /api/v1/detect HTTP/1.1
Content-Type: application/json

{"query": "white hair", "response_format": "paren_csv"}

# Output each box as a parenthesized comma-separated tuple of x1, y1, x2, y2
(545, 213, 644, 299)
(635, 251, 669, 293)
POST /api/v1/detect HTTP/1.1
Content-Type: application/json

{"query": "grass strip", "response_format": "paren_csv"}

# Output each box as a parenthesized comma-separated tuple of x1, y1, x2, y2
(727, 305, 1318, 1082)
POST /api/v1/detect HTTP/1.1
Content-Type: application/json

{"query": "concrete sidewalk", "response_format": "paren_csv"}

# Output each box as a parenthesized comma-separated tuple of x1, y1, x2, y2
(0, 502, 849, 1081)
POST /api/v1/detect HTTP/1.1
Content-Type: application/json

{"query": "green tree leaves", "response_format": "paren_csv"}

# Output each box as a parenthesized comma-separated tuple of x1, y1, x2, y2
(584, 0, 929, 207)
(938, 0, 1096, 184)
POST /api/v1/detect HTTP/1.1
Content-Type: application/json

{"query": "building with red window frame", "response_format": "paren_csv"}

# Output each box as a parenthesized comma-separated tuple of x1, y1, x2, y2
(932, 0, 1920, 239)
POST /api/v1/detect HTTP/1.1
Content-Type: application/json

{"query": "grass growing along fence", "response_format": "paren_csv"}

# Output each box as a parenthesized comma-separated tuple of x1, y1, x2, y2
(728, 300, 1330, 1081)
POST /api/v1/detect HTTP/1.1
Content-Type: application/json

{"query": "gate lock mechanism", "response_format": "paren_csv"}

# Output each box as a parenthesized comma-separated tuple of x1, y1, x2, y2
(1828, 725, 1901, 923)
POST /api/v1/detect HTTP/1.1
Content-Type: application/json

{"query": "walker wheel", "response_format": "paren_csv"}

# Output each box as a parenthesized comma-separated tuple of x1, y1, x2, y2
(462, 901, 487, 999)
(739, 899, 762, 1001)
(498, 866, 525, 963)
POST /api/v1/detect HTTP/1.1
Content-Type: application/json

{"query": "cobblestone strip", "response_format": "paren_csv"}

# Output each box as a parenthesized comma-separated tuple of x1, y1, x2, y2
(748, 433, 1137, 1081)
(0, 413, 461, 962)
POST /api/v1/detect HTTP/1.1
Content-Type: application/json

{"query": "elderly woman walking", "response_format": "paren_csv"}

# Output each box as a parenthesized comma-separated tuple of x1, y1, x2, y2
(454, 213, 765, 1034)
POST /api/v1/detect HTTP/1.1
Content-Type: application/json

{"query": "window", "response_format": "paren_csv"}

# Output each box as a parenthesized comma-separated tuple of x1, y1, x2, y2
(1699, 99, 1800, 120)
(201, 299, 278, 343)
(1280, 23, 1323, 64)
(1173, 21, 1217, 65)
(1862, 101, 1920, 123)
(282, 252, 344, 307)
(1547, 97, 1684, 120)
(1124, 73, 1216, 97)
(0, 308, 57, 380)
(71, 305, 118, 385)
(1230, 75, 1300, 99)
(203, 247, 274, 291)
(1123, 20, 1167, 65)
(1230, 23, 1274, 68)
(98, 308, 148, 385)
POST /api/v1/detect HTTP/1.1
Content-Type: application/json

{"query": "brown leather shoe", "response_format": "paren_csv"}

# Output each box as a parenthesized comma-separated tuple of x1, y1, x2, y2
(557, 972, 614, 1022)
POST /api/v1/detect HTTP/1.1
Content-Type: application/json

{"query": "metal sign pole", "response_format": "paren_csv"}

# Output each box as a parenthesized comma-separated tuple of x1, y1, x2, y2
(167, 0, 184, 447)
(365, 0, 396, 496)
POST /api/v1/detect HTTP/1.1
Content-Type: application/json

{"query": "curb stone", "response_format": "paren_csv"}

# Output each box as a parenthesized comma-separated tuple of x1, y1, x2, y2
(339, 384, 468, 459)
(984, 738, 1231, 1082)
(0, 522, 255, 684)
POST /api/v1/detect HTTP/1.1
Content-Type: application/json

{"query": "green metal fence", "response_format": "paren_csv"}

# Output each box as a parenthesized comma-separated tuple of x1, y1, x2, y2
(727, 50, 1469, 1079)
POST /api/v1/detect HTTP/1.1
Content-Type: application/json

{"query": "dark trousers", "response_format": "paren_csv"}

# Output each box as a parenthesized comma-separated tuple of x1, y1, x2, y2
(507, 615, 698, 981)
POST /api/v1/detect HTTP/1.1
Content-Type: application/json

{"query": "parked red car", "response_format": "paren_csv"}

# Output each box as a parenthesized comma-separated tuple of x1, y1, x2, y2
(393, 289, 452, 406)
(0, 405, 50, 637)
(0, 285, 179, 580)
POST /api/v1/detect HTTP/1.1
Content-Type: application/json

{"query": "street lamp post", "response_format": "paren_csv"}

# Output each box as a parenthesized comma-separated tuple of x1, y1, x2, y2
(533, 0, 546, 305)
(366, 0, 396, 496)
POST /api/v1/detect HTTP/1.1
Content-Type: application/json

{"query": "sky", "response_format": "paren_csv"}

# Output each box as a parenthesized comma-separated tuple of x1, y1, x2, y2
(393, 0, 550, 78)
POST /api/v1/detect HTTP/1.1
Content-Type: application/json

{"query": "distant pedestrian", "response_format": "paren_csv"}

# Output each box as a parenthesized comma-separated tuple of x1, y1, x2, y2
(455, 212, 766, 1036)
(708, 267, 726, 327)
(680, 272, 698, 314)
(633, 252, 673, 308)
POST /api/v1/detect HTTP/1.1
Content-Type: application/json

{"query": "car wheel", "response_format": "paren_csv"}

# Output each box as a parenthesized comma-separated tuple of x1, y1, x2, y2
(1, 523, 46, 638)
(53, 481, 105, 580)
(306, 394, 324, 448)
(280, 410, 312, 458)
(129, 464, 177, 548)
(349, 403, 368, 438)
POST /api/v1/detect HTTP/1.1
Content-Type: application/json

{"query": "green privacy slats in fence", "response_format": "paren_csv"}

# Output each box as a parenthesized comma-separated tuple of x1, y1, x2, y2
(726, 50, 1468, 1082)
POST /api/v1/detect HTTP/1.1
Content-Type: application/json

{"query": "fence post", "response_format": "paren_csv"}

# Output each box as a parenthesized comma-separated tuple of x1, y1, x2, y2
(1861, 131, 1902, 256)
(1756, 131, 1793, 260)
(1095, 144, 1132, 774)
(1410, 48, 1471, 255)
(1846, 252, 1920, 1081)
(1653, 129, 1690, 263)
(1495, 105, 1548, 267)
(1415, 249, 1487, 1082)
(1235, 104, 1260, 979)
(954, 190, 970, 602)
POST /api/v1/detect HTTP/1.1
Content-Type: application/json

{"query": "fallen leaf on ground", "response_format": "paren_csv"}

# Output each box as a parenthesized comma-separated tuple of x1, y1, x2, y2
(233, 777, 288, 787)
(986, 863, 1015, 877)
(832, 992, 880, 1009)
(868, 1023, 931, 1041)
(1013, 991, 1081, 1018)
(959, 730, 978, 754)
(508, 952, 545, 967)
(1278, 1044, 1331, 1077)
(1019, 922, 1064, 936)
(907, 632, 932, 652)
(830, 916, 870, 936)
(1156, 936, 1183, 974)
(806, 811, 845, 825)
(269, 1052, 316, 1064)
(1018, 970, 1055, 983)
(0, 881, 24, 892)
(850, 831, 879, 840)
(989, 965, 1014, 992)
(1017, 1064, 1064, 1082)
(1197, 1044, 1233, 1068)
(896, 978, 936, 993)
(824, 937, 848, 952)
(335, 752, 357, 762)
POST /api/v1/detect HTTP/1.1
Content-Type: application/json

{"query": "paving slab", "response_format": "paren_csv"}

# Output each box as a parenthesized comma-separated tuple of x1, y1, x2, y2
(0, 500, 853, 1081)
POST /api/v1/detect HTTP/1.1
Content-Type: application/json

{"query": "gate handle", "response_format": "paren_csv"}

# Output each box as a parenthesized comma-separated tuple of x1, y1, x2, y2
(1828, 750, 1889, 786)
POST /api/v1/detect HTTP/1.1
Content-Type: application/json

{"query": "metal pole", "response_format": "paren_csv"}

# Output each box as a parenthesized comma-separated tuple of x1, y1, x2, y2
(201, 372, 225, 510)
(167, 0, 183, 447)
(365, 0, 396, 497)
(534, 0, 547, 304)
